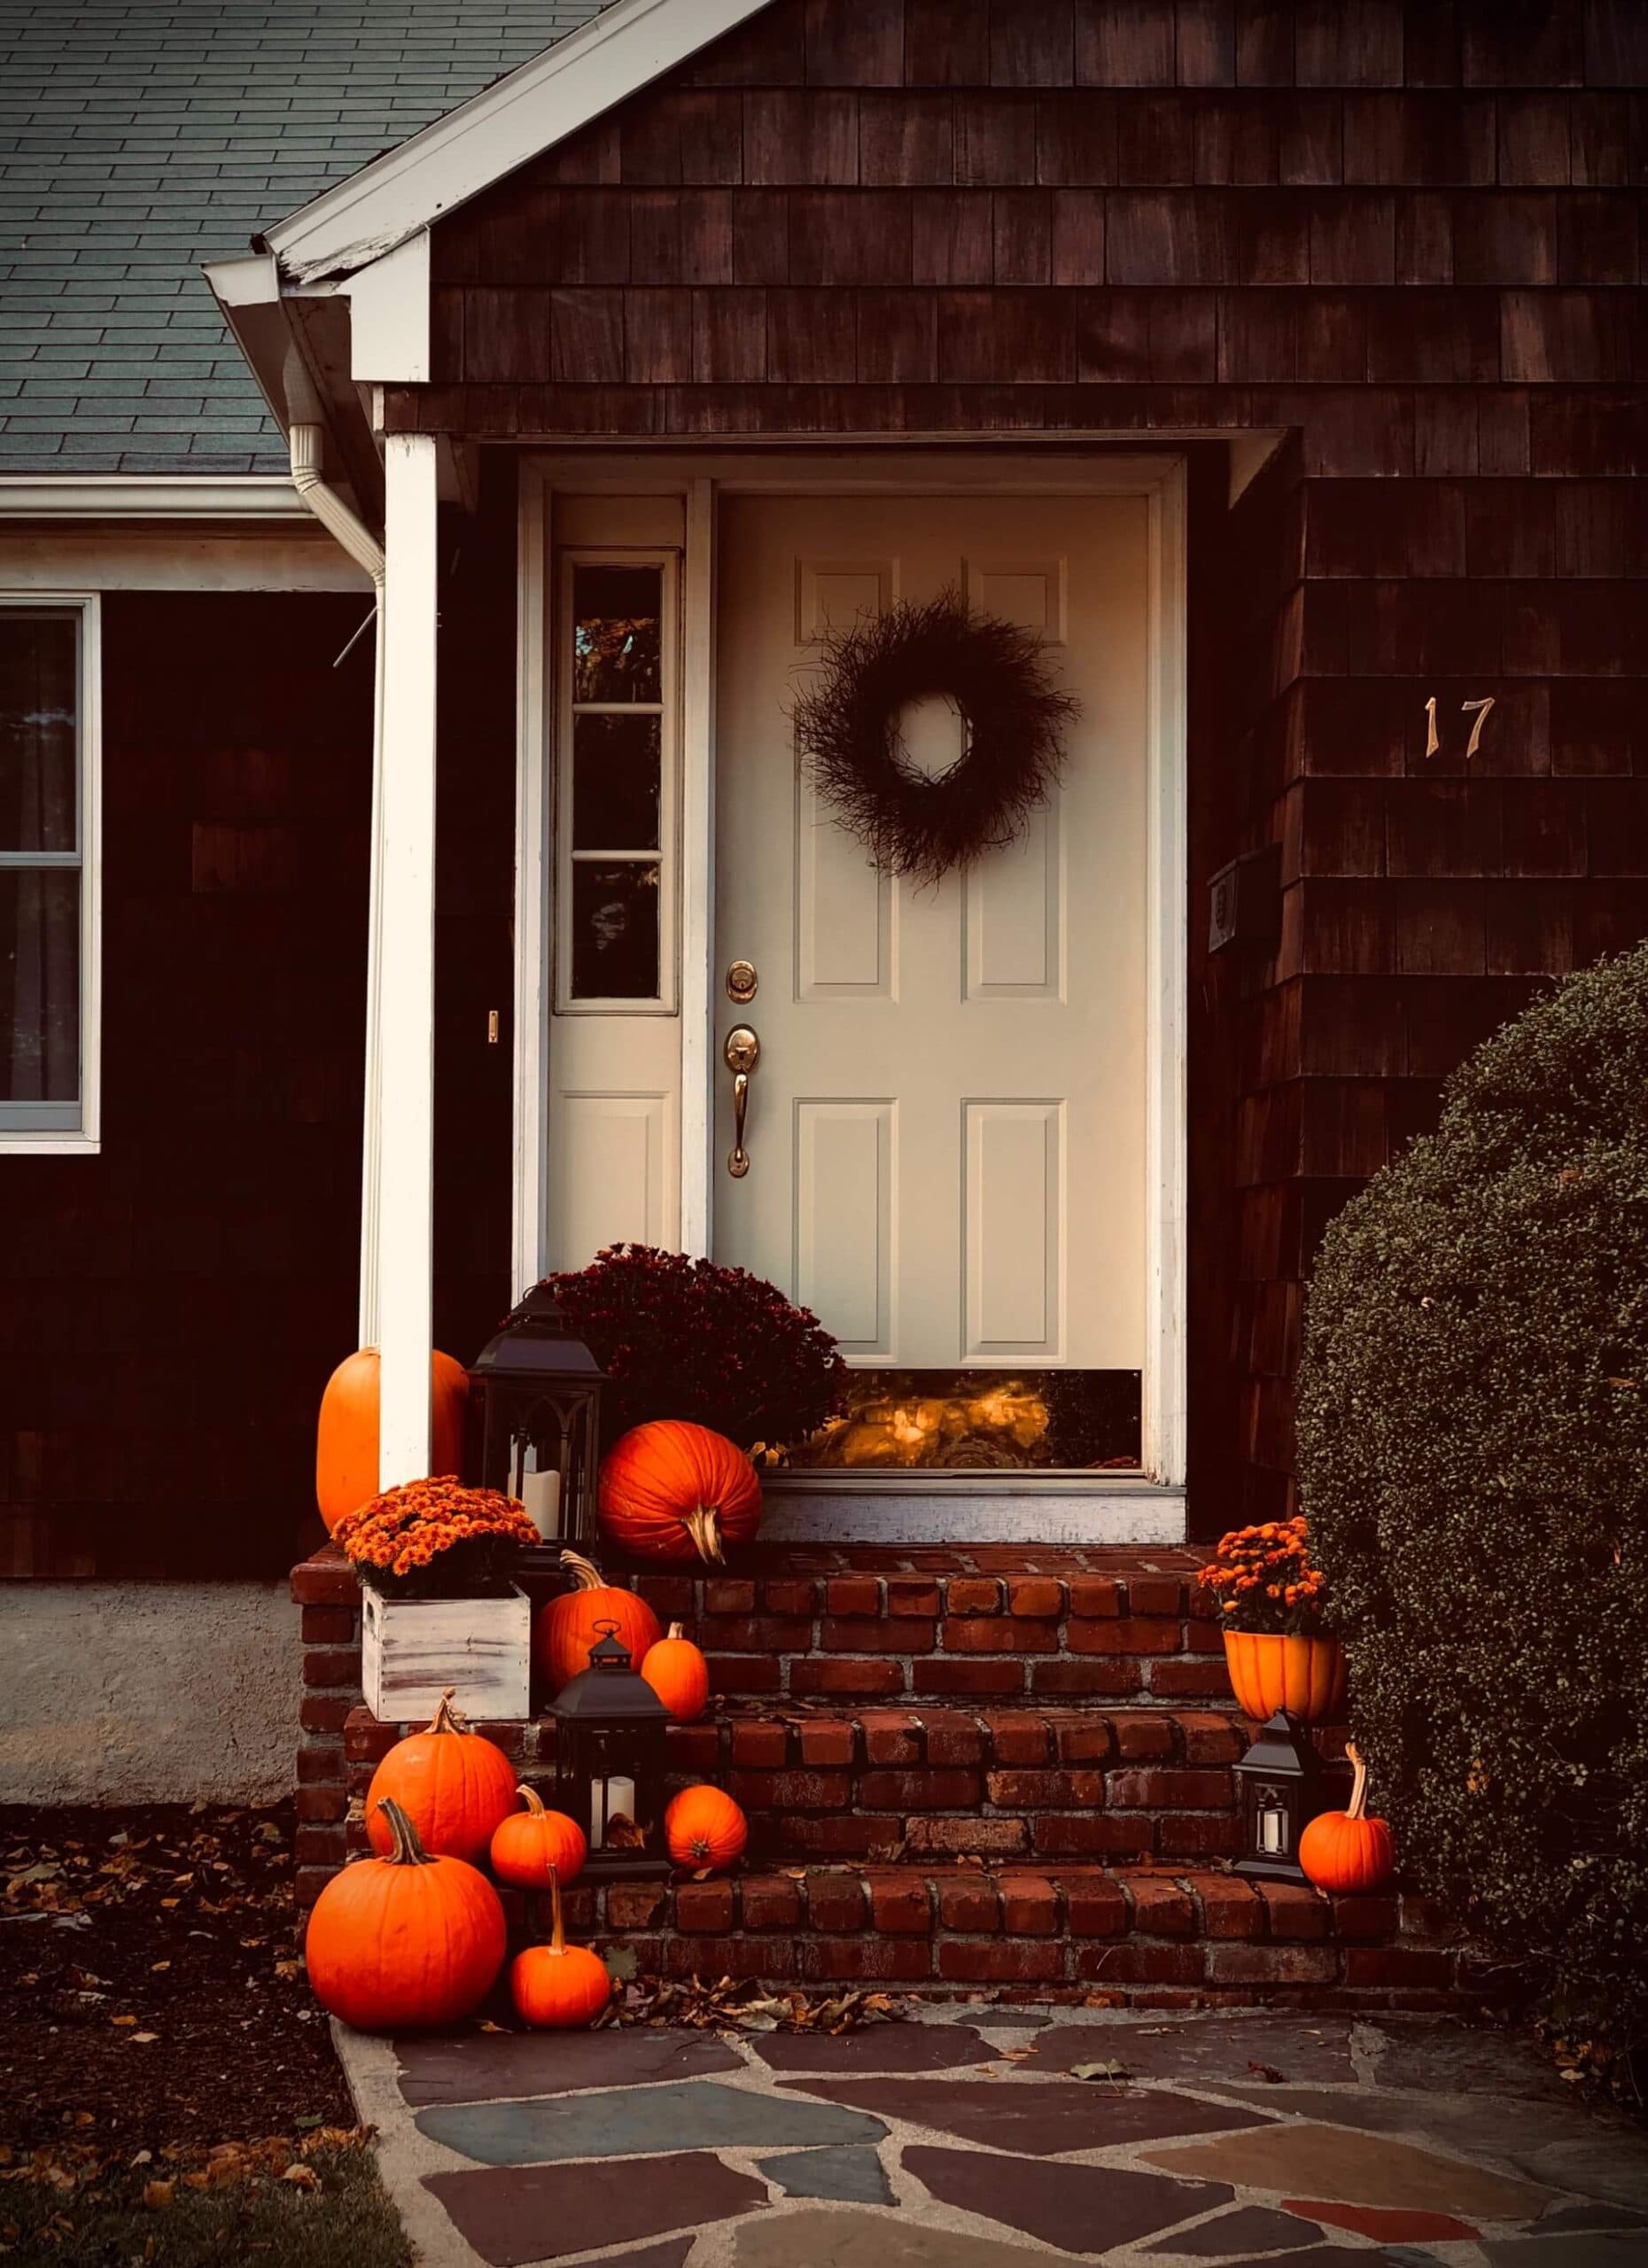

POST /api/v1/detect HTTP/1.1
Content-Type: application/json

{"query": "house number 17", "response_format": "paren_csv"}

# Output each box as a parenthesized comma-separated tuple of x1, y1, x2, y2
(1425, 695, 1496, 762)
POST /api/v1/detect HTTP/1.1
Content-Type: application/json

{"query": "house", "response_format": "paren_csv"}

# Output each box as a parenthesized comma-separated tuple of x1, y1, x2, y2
(4, 0, 1645, 1864)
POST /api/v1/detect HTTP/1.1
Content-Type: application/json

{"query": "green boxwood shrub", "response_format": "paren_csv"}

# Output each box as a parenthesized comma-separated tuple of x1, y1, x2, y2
(1298, 945, 1648, 2042)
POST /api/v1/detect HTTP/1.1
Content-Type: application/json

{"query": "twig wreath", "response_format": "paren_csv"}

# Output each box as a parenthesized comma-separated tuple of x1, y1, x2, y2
(791, 589, 1079, 884)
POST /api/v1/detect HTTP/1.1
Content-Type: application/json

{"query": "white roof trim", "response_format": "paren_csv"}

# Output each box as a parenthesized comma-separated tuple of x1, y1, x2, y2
(262, 0, 773, 286)
(0, 477, 309, 520)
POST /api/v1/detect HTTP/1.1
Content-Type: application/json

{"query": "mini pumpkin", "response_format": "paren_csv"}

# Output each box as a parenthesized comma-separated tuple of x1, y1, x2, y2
(664, 1783, 748, 1874)
(509, 1865, 613, 2030)
(598, 1420, 763, 1566)
(489, 1783, 588, 1891)
(1300, 1743, 1396, 1894)
(641, 1623, 711, 1723)
(534, 1550, 663, 1691)
(306, 1798, 506, 2031)
(365, 1688, 519, 1865)
(315, 1346, 468, 1534)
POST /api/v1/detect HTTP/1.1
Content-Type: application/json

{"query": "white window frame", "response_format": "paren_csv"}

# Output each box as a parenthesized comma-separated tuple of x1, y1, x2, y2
(0, 591, 101, 1154)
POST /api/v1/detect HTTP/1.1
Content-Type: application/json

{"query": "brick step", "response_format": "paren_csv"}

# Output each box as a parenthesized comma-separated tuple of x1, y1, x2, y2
(511, 1863, 1480, 2010)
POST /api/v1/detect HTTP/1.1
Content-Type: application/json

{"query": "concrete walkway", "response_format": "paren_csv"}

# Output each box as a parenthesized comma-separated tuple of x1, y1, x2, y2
(334, 2007, 1648, 2268)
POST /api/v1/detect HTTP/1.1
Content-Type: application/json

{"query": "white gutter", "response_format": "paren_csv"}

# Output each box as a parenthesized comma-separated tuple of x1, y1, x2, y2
(0, 476, 309, 519)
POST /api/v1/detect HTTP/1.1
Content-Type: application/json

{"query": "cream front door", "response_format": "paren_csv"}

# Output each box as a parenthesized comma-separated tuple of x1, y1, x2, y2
(712, 491, 1151, 1382)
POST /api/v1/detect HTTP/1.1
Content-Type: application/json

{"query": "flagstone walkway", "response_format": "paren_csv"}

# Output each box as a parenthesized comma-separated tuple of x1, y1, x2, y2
(333, 2008, 1648, 2268)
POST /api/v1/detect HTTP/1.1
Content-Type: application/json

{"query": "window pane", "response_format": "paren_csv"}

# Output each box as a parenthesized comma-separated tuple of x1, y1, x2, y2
(571, 861, 659, 1000)
(572, 564, 662, 703)
(572, 711, 661, 850)
(0, 610, 78, 853)
(0, 867, 79, 1100)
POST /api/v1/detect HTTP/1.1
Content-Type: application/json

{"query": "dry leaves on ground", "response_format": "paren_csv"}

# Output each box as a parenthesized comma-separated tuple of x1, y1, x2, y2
(609, 1976, 911, 2034)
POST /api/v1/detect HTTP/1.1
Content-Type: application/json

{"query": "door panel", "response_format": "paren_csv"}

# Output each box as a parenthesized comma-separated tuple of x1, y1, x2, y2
(713, 492, 1148, 1378)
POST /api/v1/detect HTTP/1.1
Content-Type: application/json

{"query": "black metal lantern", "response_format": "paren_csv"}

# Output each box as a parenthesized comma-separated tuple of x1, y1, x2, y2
(470, 1285, 605, 1545)
(550, 1621, 671, 1882)
(1233, 1707, 1324, 1883)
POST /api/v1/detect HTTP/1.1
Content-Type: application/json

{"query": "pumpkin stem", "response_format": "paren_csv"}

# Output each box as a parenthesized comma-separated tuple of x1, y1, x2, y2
(666, 1620, 686, 1643)
(547, 1862, 566, 1957)
(428, 1687, 469, 1736)
(681, 1505, 725, 1565)
(377, 1797, 436, 1867)
(561, 1550, 608, 1594)
(516, 1783, 546, 1817)
(1345, 1742, 1369, 1821)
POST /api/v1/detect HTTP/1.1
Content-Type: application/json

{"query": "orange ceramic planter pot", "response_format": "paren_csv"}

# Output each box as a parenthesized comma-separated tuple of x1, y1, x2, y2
(1223, 1631, 1347, 1723)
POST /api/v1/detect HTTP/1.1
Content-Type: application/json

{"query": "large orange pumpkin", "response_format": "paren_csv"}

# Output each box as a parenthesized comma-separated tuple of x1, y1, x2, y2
(316, 1347, 469, 1533)
(509, 1865, 612, 2030)
(1300, 1743, 1396, 1894)
(1223, 1631, 1348, 1725)
(489, 1784, 588, 1891)
(534, 1550, 663, 1691)
(664, 1784, 748, 1873)
(365, 1689, 518, 1864)
(305, 1798, 506, 2031)
(641, 1623, 711, 1722)
(598, 1421, 763, 1565)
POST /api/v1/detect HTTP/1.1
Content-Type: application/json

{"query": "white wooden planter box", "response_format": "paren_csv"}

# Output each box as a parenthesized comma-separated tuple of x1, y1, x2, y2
(361, 1585, 532, 1723)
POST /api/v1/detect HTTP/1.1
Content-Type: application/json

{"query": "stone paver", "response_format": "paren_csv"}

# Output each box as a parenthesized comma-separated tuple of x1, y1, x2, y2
(330, 2006, 1648, 2268)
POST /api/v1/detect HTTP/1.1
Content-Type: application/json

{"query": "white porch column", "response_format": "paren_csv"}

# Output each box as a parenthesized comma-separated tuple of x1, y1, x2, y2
(372, 432, 439, 1486)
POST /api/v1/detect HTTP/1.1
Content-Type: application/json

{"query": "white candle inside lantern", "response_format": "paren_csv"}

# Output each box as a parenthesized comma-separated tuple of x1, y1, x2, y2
(520, 1462, 562, 1540)
(590, 1775, 636, 1846)
(1259, 1806, 1287, 1855)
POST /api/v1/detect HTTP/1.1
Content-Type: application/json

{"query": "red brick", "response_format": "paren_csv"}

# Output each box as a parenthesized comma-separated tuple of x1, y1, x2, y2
(1108, 1713, 1177, 1759)
(792, 1658, 905, 1697)
(921, 1710, 986, 1764)
(295, 1785, 346, 1824)
(1006, 1577, 1064, 1618)
(290, 1551, 358, 1606)
(906, 1816, 1030, 1857)
(730, 1720, 789, 1767)
(296, 1744, 345, 1784)
(1206, 1941, 1340, 1985)
(1191, 1875, 1265, 1939)
(761, 1578, 816, 1615)
(1127, 1877, 1197, 1936)
(343, 1708, 399, 1762)
(1033, 1815, 1154, 1859)
(1109, 1768, 1233, 1811)
(798, 1719, 856, 1765)
(1031, 1658, 1141, 1697)
(346, 1761, 375, 1798)
(859, 1767, 981, 1811)
(1148, 1658, 1239, 1699)
(472, 1721, 527, 1760)
(301, 1647, 361, 1689)
(707, 1656, 782, 1695)
(301, 1694, 356, 1736)
(916, 1659, 1025, 1696)
(704, 1579, 756, 1614)
(605, 1882, 667, 1928)
(740, 1877, 804, 1930)
(294, 1823, 346, 1865)
(295, 1865, 335, 1908)
(1330, 1892, 1400, 1940)
(826, 1575, 882, 1616)
(1259, 1881, 1333, 1939)
(1051, 1717, 1114, 1763)
(797, 1937, 935, 1984)
(805, 1872, 868, 1930)
(860, 1711, 923, 1763)
(665, 1935, 797, 1982)
(945, 1578, 1003, 1613)
(937, 1939, 1064, 1983)
(1074, 1942, 1203, 1985)
(1066, 1575, 1123, 1617)
(634, 1574, 694, 1619)
(986, 1767, 1107, 1808)
(667, 1724, 719, 1773)
(728, 1769, 851, 1812)
(1061, 1876, 1128, 1935)
(676, 1879, 735, 1932)
(997, 1874, 1059, 1934)
(702, 1615, 813, 1652)
(1399, 1892, 1459, 1943)
(300, 1605, 357, 1644)
(1343, 1946, 1457, 1989)
(1179, 1713, 1245, 1764)
(823, 1617, 934, 1653)
(1125, 1576, 1184, 1615)
(1065, 1618, 1181, 1657)
(781, 1816, 905, 1860)
(1184, 1619, 1228, 1655)
(886, 1578, 941, 1616)
(1156, 1815, 1242, 1858)
(867, 1873, 933, 1934)
(937, 1879, 1001, 1931)
(943, 1616, 1059, 1654)
(988, 1713, 1053, 1764)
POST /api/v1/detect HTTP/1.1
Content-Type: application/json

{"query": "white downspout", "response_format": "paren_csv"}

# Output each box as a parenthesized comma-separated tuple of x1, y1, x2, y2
(289, 423, 388, 1346)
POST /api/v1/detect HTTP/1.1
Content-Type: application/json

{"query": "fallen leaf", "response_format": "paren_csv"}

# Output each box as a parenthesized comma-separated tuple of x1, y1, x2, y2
(1071, 2060, 1131, 2085)
(1247, 2059, 1286, 2083)
(150, 1961, 171, 1973)
(129, 2033, 159, 2045)
(281, 2164, 318, 2189)
(142, 2181, 175, 2210)
(110, 2015, 137, 2028)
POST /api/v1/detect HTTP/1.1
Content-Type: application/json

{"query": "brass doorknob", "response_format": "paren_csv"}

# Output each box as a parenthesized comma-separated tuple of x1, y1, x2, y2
(724, 1025, 759, 1177)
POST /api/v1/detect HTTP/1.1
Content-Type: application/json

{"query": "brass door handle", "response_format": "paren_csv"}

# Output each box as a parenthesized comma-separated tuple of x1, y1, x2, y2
(725, 1025, 759, 1177)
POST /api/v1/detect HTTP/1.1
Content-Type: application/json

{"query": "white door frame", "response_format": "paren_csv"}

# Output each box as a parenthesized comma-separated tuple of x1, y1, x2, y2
(514, 448, 1187, 1513)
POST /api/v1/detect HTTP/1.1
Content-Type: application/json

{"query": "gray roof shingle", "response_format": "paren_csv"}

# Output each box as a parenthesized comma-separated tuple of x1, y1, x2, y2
(0, 2, 608, 474)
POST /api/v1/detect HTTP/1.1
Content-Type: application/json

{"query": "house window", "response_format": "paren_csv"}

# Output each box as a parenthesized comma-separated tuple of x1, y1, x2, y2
(0, 595, 99, 1149)
(555, 553, 677, 1014)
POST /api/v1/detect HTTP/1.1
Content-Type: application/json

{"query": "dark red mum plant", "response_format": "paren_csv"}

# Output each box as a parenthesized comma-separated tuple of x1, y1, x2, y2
(540, 1245, 848, 1452)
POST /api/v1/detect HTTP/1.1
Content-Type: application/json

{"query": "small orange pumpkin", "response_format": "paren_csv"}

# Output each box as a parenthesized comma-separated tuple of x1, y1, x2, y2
(489, 1783, 588, 1891)
(1300, 1743, 1396, 1894)
(315, 1347, 469, 1534)
(665, 1784, 748, 1874)
(509, 1865, 612, 2030)
(365, 1689, 519, 1865)
(534, 1551, 663, 1692)
(306, 1798, 506, 2031)
(641, 1623, 711, 1722)
(598, 1421, 763, 1565)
